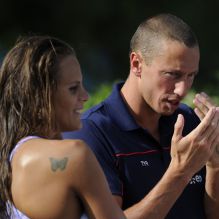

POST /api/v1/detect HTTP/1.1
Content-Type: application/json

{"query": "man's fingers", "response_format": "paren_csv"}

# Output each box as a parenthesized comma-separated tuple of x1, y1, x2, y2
(193, 93, 215, 116)
(207, 108, 219, 145)
(207, 120, 219, 144)
(172, 114, 184, 141)
(199, 92, 214, 108)
(193, 95, 208, 115)
(194, 107, 205, 120)
(193, 107, 216, 137)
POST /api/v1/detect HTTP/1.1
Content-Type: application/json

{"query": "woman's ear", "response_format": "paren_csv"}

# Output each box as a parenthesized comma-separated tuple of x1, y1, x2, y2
(130, 52, 142, 77)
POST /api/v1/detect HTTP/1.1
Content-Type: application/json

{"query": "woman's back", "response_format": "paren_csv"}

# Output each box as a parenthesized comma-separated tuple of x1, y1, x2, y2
(11, 138, 84, 218)
(11, 137, 125, 219)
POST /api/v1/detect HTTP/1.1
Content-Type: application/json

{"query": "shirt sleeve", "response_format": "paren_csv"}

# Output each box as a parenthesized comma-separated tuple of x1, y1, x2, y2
(62, 119, 123, 197)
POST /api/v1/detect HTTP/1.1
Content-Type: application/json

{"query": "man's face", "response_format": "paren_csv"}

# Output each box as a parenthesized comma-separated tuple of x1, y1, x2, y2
(139, 40, 200, 115)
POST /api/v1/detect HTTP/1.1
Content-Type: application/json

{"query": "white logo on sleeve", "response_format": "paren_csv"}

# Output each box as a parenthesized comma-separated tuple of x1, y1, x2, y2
(189, 175, 203, 184)
(140, 161, 149, 166)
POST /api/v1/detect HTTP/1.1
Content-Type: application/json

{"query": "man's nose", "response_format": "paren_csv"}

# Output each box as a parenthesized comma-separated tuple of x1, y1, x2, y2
(174, 80, 188, 98)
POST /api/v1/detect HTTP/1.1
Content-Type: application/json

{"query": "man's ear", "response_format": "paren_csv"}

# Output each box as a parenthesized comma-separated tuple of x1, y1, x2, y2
(130, 52, 142, 77)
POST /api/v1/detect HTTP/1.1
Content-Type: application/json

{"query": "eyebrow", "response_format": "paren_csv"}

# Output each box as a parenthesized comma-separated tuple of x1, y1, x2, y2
(66, 81, 81, 86)
(168, 70, 199, 75)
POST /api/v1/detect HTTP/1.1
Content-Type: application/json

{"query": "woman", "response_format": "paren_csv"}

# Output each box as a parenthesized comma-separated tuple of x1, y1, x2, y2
(0, 36, 126, 219)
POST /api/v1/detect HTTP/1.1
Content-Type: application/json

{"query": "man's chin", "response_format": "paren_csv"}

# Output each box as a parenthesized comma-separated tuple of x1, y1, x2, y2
(161, 103, 180, 115)
(160, 108, 177, 116)
(161, 111, 174, 116)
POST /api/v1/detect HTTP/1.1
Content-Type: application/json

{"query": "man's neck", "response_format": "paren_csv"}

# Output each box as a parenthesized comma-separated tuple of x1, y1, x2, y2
(121, 81, 161, 142)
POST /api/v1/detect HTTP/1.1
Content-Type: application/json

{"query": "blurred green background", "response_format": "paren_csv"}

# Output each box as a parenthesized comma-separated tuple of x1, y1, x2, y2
(1, 0, 219, 108)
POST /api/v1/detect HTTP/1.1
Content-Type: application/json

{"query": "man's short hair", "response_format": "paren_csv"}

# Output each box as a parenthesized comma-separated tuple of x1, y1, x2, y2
(130, 13, 198, 64)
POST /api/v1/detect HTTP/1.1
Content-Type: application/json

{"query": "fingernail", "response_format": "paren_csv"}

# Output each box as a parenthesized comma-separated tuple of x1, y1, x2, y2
(201, 92, 208, 97)
(195, 93, 201, 99)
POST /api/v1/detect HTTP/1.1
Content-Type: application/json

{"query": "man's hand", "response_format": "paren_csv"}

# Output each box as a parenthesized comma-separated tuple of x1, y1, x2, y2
(193, 92, 219, 168)
(170, 107, 219, 178)
(193, 92, 215, 119)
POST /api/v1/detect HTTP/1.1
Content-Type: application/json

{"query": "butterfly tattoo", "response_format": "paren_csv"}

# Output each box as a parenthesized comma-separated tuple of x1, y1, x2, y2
(49, 157, 68, 172)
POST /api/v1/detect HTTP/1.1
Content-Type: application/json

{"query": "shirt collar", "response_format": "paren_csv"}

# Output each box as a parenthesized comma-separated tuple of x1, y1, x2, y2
(103, 82, 181, 136)
(104, 82, 140, 131)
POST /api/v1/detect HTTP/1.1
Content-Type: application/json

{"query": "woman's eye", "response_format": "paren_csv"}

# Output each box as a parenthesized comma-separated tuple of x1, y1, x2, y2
(69, 86, 78, 94)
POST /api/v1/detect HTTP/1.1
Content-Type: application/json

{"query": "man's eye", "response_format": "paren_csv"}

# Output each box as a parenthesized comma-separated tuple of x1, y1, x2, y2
(165, 72, 180, 78)
(188, 73, 196, 78)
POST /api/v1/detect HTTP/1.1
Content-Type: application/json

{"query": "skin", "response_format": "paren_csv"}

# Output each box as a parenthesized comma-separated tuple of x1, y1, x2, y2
(193, 92, 219, 219)
(11, 55, 126, 219)
(112, 40, 219, 219)
(53, 56, 87, 133)
(122, 40, 199, 141)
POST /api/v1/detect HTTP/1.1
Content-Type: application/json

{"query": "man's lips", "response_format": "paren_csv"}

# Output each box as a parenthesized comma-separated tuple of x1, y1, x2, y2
(166, 95, 182, 105)
(167, 99, 180, 106)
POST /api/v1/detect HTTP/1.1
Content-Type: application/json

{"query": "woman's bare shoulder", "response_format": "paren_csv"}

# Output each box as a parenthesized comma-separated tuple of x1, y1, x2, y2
(12, 138, 89, 166)
(11, 138, 93, 187)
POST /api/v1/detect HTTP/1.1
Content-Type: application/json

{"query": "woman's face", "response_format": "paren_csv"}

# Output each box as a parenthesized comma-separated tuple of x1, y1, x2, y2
(53, 55, 88, 132)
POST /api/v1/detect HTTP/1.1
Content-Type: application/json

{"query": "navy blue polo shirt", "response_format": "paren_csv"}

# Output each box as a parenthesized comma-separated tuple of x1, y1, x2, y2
(63, 82, 206, 219)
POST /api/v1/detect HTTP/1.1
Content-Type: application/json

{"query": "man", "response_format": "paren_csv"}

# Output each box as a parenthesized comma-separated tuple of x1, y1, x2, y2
(63, 13, 219, 218)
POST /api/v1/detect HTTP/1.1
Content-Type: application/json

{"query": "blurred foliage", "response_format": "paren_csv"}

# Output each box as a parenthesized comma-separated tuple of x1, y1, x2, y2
(84, 83, 219, 111)
(84, 83, 113, 110)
